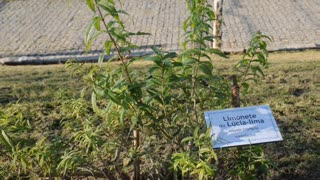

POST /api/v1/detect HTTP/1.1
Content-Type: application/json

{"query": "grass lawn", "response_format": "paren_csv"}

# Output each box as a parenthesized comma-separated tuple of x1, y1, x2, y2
(0, 50, 319, 179)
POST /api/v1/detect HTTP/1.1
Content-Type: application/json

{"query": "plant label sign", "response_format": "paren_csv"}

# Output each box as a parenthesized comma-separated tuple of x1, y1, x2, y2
(204, 105, 283, 149)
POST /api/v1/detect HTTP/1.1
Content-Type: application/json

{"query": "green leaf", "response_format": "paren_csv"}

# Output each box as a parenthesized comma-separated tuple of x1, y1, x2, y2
(206, 48, 227, 58)
(104, 41, 113, 55)
(98, 2, 123, 27)
(93, 17, 101, 31)
(151, 46, 163, 56)
(146, 89, 162, 104)
(144, 55, 161, 62)
(163, 52, 177, 59)
(106, 21, 117, 29)
(128, 83, 143, 100)
(120, 109, 126, 125)
(0, 130, 14, 149)
(109, 29, 126, 42)
(130, 116, 139, 131)
(148, 78, 161, 86)
(104, 101, 114, 114)
(199, 61, 213, 76)
(241, 82, 250, 92)
(259, 41, 267, 49)
(203, 35, 214, 42)
(85, 17, 97, 45)
(164, 96, 171, 104)
(193, 127, 199, 138)
(98, 53, 105, 66)
(118, 10, 129, 15)
(172, 61, 183, 67)
(107, 0, 115, 5)
(87, 31, 104, 52)
(199, 147, 212, 154)
(86, 0, 95, 12)
(98, 2, 117, 16)
(106, 90, 121, 105)
(251, 66, 265, 76)
(181, 136, 193, 144)
(148, 66, 160, 73)
(257, 53, 268, 66)
(181, 57, 197, 65)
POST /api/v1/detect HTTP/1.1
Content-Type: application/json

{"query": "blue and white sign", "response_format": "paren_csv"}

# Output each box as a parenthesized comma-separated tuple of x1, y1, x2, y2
(204, 105, 283, 149)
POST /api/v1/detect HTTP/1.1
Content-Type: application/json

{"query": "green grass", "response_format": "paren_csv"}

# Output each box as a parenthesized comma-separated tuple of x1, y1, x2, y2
(0, 50, 319, 179)
(0, 64, 86, 103)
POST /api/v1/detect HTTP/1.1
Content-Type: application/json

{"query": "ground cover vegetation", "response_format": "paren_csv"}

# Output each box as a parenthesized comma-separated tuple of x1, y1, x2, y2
(0, 0, 319, 179)
(0, 50, 319, 179)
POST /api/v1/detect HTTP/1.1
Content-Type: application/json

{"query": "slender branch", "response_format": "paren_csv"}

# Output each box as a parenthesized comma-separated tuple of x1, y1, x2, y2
(191, 7, 206, 124)
(160, 63, 167, 117)
(192, 57, 199, 124)
(94, 0, 132, 84)
(93, 2, 140, 179)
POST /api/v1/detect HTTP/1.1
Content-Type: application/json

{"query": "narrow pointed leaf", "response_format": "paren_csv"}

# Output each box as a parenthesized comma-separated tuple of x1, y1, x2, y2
(1, 130, 14, 149)
(206, 48, 227, 58)
(104, 41, 113, 55)
(86, 0, 95, 12)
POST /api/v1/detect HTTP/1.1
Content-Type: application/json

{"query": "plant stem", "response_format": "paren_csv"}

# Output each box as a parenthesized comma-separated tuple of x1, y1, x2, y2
(94, 1, 139, 179)
(160, 63, 167, 117)
(94, 0, 132, 84)
(192, 57, 199, 124)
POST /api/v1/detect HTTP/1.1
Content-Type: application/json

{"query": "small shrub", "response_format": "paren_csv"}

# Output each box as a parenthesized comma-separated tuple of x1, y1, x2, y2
(0, 0, 273, 179)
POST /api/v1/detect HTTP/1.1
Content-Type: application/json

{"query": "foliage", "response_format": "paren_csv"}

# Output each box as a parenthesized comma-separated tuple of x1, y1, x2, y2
(77, 0, 272, 179)
(2, 0, 317, 179)
(0, 52, 319, 179)
(235, 31, 271, 94)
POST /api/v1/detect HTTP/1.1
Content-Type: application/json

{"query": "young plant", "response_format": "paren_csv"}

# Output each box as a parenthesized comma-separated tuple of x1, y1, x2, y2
(215, 32, 273, 179)
(235, 31, 271, 95)
(0, 0, 273, 179)
(80, 0, 273, 179)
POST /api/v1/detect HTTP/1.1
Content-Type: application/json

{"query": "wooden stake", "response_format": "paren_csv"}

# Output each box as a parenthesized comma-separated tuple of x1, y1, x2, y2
(231, 75, 240, 108)
(133, 130, 140, 180)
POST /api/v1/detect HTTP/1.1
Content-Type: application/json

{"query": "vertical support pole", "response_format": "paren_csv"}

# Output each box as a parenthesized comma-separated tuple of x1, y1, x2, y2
(213, 0, 222, 49)
(231, 75, 240, 108)
(133, 130, 140, 180)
